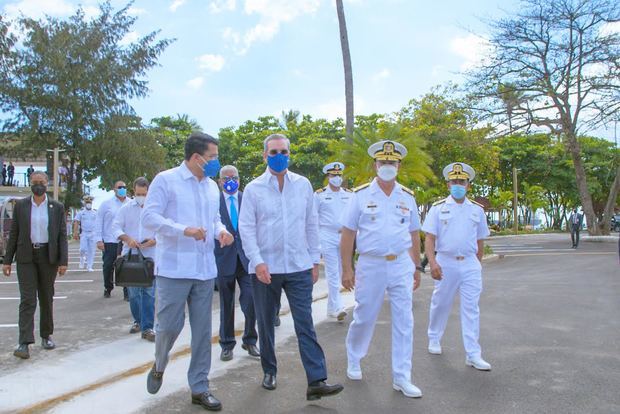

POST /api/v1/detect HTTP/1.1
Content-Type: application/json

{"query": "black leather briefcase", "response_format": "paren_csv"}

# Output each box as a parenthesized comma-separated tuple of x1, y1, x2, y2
(114, 248, 155, 287)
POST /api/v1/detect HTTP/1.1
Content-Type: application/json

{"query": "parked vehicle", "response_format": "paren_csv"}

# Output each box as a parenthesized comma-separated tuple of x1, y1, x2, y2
(611, 214, 620, 232)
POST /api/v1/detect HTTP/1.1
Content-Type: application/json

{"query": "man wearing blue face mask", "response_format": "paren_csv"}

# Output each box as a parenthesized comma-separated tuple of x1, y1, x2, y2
(422, 162, 492, 371)
(239, 133, 343, 401)
(96, 180, 128, 298)
(214, 165, 259, 362)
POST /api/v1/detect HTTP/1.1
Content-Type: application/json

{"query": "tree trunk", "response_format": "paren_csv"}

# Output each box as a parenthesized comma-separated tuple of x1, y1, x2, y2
(564, 132, 600, 235)
(336, 0, 354, 141)
(600, 165, 620, 235)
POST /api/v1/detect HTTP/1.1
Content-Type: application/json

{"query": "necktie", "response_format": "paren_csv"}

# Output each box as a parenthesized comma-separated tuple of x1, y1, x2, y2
(229, 196, 238, 231)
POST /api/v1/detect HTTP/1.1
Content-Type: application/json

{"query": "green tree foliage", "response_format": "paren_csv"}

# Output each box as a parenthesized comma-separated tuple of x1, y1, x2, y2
(0, 2, 172, 206)
(150, 114, 201, 168)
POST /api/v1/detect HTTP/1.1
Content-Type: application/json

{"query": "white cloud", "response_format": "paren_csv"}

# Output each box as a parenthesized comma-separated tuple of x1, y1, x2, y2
(169, 0, 186, 12)
(209, 0, 236, 13)
(82, 5, 100, 20)
(310, 96, 366, 120)
(450, 34, 491, 71)
(600, 21, 620, 36)
(186, 76, 205, 90)
(127, 7, 147, 16)
(196, 54, 226, 72)
(372, 68, 390, 82)
(223, 0, 321, 55)
(3, 0, 74, 19)
(120, 31, 140, 46)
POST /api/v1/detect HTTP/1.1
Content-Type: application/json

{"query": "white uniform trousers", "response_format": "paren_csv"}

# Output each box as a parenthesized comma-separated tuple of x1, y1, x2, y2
(321, 242, 343, 315)
(346, 254, 414, 382)
(427, 254, 482, 358)
(79, 231, 97, 269)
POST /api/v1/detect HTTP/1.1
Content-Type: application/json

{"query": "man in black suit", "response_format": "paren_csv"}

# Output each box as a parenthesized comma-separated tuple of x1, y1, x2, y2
(569, 207, 584, 248)
(2, 171, 68, 359)
(214, 165, 259, 362)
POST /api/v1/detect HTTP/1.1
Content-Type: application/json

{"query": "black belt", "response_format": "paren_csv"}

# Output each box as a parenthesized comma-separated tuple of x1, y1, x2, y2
(32, 243, 49, 249)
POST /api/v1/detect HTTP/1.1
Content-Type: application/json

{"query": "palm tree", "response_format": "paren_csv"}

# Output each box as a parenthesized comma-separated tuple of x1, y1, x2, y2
(336, 0, 354, 141)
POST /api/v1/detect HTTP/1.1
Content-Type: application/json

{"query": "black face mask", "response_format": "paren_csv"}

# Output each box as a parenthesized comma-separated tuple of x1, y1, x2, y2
(31, 184, 47, 196)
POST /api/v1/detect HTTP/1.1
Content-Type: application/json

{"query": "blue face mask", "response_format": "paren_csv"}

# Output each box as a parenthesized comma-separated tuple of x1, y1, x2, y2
(117, 188, 127, 197)
(267, 153, 289, 173)
(450, 184, 467, 200)
(223, 178, 239, 194)
(201, 158, 221, 177)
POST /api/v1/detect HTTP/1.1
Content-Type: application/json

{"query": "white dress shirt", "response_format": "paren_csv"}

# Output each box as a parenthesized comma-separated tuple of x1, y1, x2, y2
(142, 161, 227, 280)
(95, 195, 128, 243)
(30, 195, 49, 244)
(421, 196, 490, 257)
(111, 199, 156, 258)
(223, 191, 238, 220)
(239, 168, 320, 274)
(314, 186, 352, 248)
(75, 208, 97, 233)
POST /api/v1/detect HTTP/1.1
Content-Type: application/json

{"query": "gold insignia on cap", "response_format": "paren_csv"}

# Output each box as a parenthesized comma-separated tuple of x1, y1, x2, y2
(447, 163, 470, 180)
(374, 141, 402, 161)
(327, 163, 343, 175)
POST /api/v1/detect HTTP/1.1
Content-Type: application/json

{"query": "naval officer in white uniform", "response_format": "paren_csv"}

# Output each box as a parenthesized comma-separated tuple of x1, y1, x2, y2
(340, 140, 424, 398)
(422, 162, 492, 371)
(314, 162, 352, 321)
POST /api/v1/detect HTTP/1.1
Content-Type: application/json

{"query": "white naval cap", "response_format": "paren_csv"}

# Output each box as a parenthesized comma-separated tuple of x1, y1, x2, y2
(443, 162, 476, 182)
(322, 162, 345, 175)
(367, 140, 407, 161)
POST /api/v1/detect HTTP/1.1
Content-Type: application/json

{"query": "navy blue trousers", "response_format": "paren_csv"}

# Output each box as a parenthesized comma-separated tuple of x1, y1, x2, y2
(218, 258, 257, 350)
(252, 269, 327, 384)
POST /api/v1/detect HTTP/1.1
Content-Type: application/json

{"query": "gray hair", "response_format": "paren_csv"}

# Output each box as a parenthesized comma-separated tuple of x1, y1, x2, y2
(263, 133, 290, 152)
(30, 170, 49, 181)
(133, 176, 149, 188)
(219, 165, 239, 178)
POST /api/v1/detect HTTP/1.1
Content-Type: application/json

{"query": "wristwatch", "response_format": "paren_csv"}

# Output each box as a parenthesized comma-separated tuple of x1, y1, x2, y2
(415, 265, 424, 272)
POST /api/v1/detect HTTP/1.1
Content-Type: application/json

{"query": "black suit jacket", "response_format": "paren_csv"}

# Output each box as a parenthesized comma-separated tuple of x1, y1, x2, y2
(569, 212, 584, 228)
(4, 196, 69, 266)
(214, 191, 249, 275)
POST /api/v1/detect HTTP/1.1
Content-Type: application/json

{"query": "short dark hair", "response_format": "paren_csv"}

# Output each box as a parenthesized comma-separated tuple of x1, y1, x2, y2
(133, 177, 149, 188)
(30, 170, 49, 181)
(184, 132, 218, 161)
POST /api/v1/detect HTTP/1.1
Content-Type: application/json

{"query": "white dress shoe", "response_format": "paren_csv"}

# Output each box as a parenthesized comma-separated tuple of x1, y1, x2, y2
(87, 267, 94, 272)
(428, 340, 442, 355)
(347, 362, 362, 380)
(466, 356, 491, 371)
(393, 380, 422, 398)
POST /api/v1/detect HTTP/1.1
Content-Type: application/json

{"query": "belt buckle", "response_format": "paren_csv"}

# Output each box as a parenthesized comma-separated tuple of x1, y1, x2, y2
(385, 254, 397, 261)
(33, 243, 41, 249)
(456, 256, 465, 261)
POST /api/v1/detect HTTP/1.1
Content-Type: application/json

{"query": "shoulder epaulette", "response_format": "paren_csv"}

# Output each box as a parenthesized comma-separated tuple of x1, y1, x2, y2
(432, 199, 446, 206)
(401, 186, 415, 197)
(353, 182, 371, 192)
(315, 187, 326, 194)
(471, 199, 484, 208)
(343, 188, 353, 193)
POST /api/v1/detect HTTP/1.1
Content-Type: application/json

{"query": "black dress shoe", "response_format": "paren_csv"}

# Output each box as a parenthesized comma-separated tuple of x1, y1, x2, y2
(262, 373, 277, 390)
(191, 392, 222, 411)
(274, 314, 281, 327)
(220, 349, 233, 361)
(103, 290, 111, 298)
(306, 381, 344, 401)
(241, 343, 260, 357)
(41, 337, 55, 350)
(146, 364, 164, 394)
(13, 344, 30, 359)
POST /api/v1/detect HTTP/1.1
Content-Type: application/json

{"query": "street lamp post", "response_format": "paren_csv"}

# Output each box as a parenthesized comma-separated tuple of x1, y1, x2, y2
(513, 165, 518, 234)
(46, 147, 65, 201)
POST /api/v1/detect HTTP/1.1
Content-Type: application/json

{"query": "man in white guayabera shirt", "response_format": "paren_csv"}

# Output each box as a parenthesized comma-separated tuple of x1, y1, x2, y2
(239, 133, 344, 401)
(142, 132, 233, 412)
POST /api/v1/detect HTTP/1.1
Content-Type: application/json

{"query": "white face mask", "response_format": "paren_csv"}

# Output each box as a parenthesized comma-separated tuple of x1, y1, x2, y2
(328, 176, 343, 187)
(85, 203, 92, 210)
(134, 196, 146, 206)
(377, 164, 398, 182)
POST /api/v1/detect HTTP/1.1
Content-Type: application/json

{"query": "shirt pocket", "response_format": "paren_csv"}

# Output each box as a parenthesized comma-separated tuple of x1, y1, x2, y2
(394, 204, 411, 227)
(469, 212, 480, 229)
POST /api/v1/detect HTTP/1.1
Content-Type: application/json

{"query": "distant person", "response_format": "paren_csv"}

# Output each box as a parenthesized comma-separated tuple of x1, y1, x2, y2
(7, 162, 15, 186)
(2, 163, 6, 186)
(112, 177, 157, 342)
(214, 165, 259, 362)
(95, 180, 128, 298)
(73, 195, 98, 272)
(569, 207, 584, 248)
(27, 164, 35, 185)
(2, 171, 68, 359)
(423, 162, 492, 371)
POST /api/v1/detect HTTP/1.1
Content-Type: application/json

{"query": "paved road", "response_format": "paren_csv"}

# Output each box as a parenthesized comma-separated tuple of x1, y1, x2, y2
(145, 234, 619, 414)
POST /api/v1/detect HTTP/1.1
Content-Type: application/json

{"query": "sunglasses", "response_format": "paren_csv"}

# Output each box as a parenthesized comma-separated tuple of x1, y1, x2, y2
(117, 186, 126, 189)
(268, 149, 289, 156)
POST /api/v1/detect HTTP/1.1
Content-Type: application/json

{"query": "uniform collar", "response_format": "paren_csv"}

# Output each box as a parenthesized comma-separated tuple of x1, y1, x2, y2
(326, 185, 341, 194)
(369, 178, 403, 195)
(446, 195, 472, 205)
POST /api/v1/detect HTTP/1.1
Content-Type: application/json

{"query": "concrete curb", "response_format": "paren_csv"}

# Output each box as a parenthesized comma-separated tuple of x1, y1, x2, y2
(582, 235, 619, 243)
(482, 253, 500, 262)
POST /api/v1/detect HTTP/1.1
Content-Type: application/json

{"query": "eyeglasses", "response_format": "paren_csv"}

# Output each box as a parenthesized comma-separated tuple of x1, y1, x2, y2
(117, 186, 126, 189)
(224, 176, 239, 181)
(268, 149, 289, 156)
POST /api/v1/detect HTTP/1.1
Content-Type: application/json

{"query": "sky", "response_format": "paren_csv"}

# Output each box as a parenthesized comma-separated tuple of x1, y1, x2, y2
(1, 0, 618, 204)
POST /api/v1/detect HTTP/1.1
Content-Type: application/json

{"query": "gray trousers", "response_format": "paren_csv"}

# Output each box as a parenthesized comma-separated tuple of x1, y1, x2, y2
(155, 276, 214, 394)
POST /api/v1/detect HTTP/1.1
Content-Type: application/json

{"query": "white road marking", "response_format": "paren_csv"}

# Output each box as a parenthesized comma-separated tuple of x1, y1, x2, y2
(0, 324, 18, 328)
(0, 296, 68, 300)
